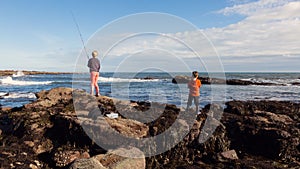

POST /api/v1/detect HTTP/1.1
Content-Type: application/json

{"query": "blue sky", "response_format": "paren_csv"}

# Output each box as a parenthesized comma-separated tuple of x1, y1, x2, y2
(0, 0, 299, 72)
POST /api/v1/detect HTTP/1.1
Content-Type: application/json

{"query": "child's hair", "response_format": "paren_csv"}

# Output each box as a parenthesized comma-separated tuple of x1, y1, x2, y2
(192, 71, 198, 77)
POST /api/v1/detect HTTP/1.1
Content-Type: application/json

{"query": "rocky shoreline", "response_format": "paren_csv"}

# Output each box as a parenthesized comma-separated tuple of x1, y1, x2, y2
(0, 70, 72, 77)
(172, 75, 299, 86)
(0, 87, 299, 168)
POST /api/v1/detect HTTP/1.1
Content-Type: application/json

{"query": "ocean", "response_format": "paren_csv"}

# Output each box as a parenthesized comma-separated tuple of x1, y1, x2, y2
(0, 71, 299, 108)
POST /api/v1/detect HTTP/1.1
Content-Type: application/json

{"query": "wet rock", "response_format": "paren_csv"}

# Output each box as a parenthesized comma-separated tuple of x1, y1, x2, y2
(141, 76, 154, 80)
(69, 158, 106, 169)
(172, 76, 225, 84)
(172, 75, 190, 84)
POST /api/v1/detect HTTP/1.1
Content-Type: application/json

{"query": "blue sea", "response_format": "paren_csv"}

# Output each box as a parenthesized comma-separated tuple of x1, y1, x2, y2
(0, 71, 299, 108)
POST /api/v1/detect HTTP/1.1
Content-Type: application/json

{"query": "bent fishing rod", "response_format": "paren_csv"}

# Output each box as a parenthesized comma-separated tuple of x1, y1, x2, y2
(71, 11, 89, 59)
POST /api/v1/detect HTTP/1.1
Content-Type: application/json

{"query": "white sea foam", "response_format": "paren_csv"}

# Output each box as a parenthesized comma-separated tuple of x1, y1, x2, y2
(1, 92, 36, 99)
(12, 71, 25, 77)
(0, 76, 52, 86)
(0, 92, 7, 97)
(240, 78, 253, 81)
(241, 77, 300, 85)
(99, 77, 160, 83)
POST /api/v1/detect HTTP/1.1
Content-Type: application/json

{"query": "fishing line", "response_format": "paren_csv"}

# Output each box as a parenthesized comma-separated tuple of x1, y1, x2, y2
(71, 11, 89, 59)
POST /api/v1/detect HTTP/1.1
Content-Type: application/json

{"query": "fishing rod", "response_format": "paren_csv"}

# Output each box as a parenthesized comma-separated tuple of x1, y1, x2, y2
(71, 11, 89, 59)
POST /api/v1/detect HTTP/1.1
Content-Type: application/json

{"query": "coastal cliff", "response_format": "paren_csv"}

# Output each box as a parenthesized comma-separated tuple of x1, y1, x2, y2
(0, 87, 299, 168)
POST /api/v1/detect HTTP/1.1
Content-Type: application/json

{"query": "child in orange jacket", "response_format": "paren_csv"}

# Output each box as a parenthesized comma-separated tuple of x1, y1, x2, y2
(186, 71, 201, 113)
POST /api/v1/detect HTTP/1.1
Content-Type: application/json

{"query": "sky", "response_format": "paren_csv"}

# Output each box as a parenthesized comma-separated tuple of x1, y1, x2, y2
(0, 0, 299, 72)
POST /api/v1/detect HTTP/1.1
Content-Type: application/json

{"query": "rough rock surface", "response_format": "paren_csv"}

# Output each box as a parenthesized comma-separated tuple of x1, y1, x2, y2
(69, 158, 105, 169)
(0, 87, 299, 169)
(93, 147, 145, 169)
(223, 101, 300, 161)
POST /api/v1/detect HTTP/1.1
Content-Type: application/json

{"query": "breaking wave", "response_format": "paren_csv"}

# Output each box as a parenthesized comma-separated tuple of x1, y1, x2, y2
(0, 76, 52, 86)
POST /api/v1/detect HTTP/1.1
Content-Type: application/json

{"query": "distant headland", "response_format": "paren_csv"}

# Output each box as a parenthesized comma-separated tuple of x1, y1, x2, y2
(0, 70, 72, 77)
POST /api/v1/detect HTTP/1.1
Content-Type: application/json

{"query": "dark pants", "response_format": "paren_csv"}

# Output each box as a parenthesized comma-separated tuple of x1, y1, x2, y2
(186, 95, 199, 113)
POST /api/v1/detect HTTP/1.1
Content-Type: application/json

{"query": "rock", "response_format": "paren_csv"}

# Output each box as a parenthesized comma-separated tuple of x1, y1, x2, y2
(254, 110, 294, 124)
(219, 150, 239, 160)
(172, 76, 215, 84)
(76, 110, 89, 117)
(1, 87, 299, 168)
(223, 100, 300, 161)
(292, 82, 300, 85)
(172, 75, 289, 85)
(78, 116, 149, 148)
(27, 87, 73, 108)
(0, 70, 73, 77)
(24, 141, 35, 147)
(94, 147, 145, 169)
(53, 150, 90, 167)
(172, 75, 190, 84)
(0, 106, 12, 111)
(68, 158, 106, 169)
(141, 76, 154, 80)
(104, 117, 149, 139)
(33, 139, 53, 155)
(29, 163, 38, 169)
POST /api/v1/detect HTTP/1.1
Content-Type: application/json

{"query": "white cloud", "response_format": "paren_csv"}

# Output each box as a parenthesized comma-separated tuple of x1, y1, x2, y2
(83, 0, 300, 72)
(206, 0, 300, 58)
(97, 1, 300, 59)
(219, 0, 294, 16)
(96, 32, 204, 59)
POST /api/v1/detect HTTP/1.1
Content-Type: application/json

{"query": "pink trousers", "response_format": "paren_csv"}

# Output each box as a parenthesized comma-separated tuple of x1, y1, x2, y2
(90, 72, 99, 95)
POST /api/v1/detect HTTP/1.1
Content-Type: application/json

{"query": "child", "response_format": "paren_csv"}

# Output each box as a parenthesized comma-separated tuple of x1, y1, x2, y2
(186, 71, 201, 114)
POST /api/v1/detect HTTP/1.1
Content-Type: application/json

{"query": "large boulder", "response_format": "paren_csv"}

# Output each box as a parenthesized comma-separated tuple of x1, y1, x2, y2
(26, 87, 73, 108)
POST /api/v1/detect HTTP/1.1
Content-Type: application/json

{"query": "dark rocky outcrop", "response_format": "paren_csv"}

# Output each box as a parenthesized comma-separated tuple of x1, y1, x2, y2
(172, 76, 215, 84)
(223, 100, 300, 161)
(0, 87, 299, 168)
(172, 75, 285, 86)
(292, 82, 300, 85)
(141, 76, 155, 80)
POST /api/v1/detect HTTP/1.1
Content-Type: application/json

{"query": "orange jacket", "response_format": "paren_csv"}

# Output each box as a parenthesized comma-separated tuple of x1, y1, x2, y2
(188, 78, 201, 96)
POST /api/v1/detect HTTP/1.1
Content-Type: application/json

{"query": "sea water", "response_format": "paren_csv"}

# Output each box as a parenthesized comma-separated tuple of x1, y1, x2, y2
(0, 72, 299, 108)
